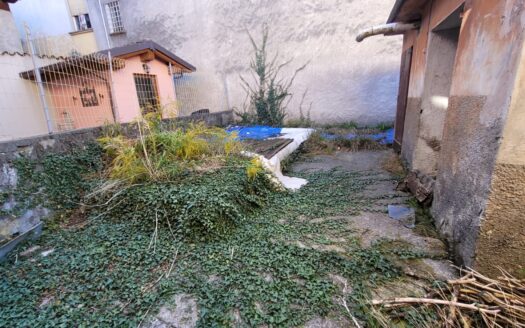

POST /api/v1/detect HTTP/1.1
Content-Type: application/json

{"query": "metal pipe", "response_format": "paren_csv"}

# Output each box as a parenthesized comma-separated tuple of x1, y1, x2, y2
(25, 24, 53, 134)
(356, 22, 419, 42)
(98, 0, 112, 49)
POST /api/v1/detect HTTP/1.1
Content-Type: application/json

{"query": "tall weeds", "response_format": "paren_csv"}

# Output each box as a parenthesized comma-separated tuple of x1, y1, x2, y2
(98, 114, 242, 183)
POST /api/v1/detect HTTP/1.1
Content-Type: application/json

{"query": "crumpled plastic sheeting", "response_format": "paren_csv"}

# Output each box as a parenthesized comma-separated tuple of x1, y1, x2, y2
(226, 126, 282, 140)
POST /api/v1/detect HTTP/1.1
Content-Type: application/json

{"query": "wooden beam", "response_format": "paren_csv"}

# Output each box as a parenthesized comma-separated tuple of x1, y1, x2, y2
(140, 50, 155, 62)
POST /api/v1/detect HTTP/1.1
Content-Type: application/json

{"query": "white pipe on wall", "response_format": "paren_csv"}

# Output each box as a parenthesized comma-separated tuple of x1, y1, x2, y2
(356, 22, 419, 42)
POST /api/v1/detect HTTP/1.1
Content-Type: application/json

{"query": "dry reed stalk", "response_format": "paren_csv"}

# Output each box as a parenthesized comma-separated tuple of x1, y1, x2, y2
(371, 267, 525, 327)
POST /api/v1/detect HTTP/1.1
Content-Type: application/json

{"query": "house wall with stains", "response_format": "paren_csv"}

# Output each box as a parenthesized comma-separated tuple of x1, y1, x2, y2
(430, 0, 524, 275)
(111, 56, 177, 123)
(397, 0, 525, 276)
(86, 0, 402, 125)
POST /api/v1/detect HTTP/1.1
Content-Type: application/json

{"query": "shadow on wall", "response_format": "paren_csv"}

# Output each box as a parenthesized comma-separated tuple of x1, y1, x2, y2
(297, 64, 400, 125)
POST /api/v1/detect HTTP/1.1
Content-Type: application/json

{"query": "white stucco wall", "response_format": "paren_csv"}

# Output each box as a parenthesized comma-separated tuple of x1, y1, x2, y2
(10, 0, 72, 37)
(0, 54, 50, 141)
(0, 9, 23, 53)
(88, 0, 402, 125)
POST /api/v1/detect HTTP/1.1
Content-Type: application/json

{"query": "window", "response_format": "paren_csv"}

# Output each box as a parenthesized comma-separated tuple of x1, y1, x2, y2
(134, 74, 160, 114)
(105, 1, 125, 34)
(73, 14, 92, 31)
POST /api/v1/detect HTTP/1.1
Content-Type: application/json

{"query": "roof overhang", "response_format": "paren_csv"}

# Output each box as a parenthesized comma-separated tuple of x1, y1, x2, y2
(100, 40, 196, 73)
(19, 54, 125, 81)
(387, 0, 427, 24)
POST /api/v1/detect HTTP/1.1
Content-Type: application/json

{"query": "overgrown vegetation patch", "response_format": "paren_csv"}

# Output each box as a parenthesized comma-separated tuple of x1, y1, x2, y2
(0, 166, 425, 326)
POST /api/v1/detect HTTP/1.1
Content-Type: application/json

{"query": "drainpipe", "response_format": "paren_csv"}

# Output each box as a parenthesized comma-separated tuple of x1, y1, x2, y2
(98, 0, 120, 122)
(356, 22, 420, 42)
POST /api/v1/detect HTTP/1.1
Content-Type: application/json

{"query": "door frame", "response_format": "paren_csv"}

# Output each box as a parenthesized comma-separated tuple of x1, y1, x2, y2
(393, 46, 413, 152)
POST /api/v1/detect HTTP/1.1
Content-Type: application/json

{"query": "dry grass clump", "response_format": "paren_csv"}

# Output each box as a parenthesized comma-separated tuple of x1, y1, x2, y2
(98, 113, 242, 183)
(382, 153, 406, 178)
(370, 267, 525, 327)
(301, 131, 336, 155)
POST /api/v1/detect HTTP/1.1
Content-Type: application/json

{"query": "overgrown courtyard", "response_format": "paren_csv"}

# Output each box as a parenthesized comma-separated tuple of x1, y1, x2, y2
(0, 123, 454, 327)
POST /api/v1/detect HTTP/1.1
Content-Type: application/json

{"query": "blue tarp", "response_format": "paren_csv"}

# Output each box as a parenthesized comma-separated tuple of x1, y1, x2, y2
(321, 128, 394, 145)
(227, 126, 282, 140)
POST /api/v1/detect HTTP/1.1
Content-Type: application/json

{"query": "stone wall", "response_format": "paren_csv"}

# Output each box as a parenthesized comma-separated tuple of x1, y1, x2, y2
(86, 0, 402, 125)
(0, 111, 233, 243)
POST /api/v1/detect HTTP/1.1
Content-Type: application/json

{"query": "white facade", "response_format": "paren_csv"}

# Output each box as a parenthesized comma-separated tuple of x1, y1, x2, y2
(86, 0, 402, 125)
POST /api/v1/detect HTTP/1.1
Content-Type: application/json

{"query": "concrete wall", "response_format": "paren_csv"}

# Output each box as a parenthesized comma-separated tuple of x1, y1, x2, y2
(477, 42, 525, 278)
(112, 56, 177, 123)
(395, 0, 525, 275)
(86, 0, 402, 125)
(70, 30, 99, 55)
(431, 0, 525, 272)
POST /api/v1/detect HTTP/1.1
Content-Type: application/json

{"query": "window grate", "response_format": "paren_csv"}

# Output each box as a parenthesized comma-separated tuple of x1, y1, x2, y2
(105, 1, 125, 33)
(133, 74, 160, 115)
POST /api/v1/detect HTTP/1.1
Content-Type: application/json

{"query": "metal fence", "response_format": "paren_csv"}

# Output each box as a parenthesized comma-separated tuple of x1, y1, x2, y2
(0, 26, 201, 142)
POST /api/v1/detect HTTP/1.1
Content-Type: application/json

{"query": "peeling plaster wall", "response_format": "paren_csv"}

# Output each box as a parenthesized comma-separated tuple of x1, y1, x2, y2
(432, 0, 525, 271)
(86, 0, 402, 125)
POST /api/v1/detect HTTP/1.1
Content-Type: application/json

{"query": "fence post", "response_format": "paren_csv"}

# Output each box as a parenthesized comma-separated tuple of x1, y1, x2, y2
(24, 24, 53, 134)
(107, 50, 119, 122)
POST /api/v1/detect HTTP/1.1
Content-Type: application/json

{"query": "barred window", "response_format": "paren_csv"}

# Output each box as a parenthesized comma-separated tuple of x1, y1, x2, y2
(73, 14, 92, 31)
(133, 74, 160, 114)
(105, 1, 125, 34)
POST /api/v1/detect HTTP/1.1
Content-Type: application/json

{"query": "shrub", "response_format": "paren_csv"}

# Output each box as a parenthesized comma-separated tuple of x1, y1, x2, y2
(98, 114, 242, 183)
(236, 26, 308, 126)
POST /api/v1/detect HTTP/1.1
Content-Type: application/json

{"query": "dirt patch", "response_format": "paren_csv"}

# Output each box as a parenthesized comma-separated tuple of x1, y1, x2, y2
(331, 212, 447, 258)
(291, 150, 395, 173)
(243, 138, 293, 159)
(147, 294, 198, 328)
(381, 152, 406, 178)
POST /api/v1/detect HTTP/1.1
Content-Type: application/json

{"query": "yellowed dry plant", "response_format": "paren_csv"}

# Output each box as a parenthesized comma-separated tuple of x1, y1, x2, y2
(371, 267, 525, 327)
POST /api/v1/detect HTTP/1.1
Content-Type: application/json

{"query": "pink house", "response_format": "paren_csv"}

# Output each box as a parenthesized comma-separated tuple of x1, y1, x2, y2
(20, 40, 196, 131)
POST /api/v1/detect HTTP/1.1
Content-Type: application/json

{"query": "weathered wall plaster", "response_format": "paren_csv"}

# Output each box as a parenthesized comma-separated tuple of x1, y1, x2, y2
(476, 36, 525, 277)
(394, 0, 525, 274)
(0, 54, 54, 142)
(432, 0, 525, 270)
(86, 0, 402, 125)
(412, 28, 459, 175)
